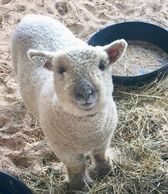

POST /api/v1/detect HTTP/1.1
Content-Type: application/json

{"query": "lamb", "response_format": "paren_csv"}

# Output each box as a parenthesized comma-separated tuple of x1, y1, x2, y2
(11, 14, 127, 191)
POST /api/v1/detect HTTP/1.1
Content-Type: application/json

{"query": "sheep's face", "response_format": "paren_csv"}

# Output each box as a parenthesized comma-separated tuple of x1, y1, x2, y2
(28, 39, 127, 116)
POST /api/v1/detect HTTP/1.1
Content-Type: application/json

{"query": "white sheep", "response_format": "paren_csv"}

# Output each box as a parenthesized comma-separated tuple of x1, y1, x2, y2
(11, 14, 127, 191)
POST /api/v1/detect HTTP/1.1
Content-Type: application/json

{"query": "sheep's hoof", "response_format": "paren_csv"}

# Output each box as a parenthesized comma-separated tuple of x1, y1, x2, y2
(68, 173, 93, 192)
(91, 162, 113, 179)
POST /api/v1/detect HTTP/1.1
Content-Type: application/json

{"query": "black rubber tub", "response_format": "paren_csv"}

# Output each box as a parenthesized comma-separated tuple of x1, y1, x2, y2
(88, 21, 168, 87)
(0, 171, 32, 194)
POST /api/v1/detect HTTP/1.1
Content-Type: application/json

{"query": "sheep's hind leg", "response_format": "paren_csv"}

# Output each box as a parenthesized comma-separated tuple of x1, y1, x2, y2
(65, 154, 93, 191)
(92, 145, 113, 178)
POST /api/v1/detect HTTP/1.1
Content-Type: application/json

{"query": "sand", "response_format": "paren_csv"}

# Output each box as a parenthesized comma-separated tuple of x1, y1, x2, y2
(0, 0, 168, 192)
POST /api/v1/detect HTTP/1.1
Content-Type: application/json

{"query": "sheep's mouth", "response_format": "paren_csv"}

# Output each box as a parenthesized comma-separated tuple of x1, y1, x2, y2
(76, 101, 97, 111)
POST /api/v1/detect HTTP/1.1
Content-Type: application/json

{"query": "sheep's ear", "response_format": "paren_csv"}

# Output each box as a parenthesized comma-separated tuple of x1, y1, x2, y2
(27, 49, 54, 71)
(103, 39, 127, 64)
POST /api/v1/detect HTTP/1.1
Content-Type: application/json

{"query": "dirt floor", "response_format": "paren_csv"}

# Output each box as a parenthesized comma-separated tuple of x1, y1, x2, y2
(0, 0, 168, 193)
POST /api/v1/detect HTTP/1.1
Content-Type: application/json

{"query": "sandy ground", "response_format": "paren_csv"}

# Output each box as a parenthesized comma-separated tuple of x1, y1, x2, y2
(0, 0, 168, 192)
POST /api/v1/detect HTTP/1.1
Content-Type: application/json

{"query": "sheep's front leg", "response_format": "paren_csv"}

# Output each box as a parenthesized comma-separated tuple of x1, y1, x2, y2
(65, 154, 93, 191)
(92, 145, 113, 177)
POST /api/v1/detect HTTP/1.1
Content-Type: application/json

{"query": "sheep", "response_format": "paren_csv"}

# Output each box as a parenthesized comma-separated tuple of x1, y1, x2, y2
(11, 14, 127, 191)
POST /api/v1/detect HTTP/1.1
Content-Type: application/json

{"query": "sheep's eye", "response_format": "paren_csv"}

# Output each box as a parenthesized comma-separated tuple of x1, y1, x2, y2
(58, 66, 66, 74)
(99, 62, 106, 71)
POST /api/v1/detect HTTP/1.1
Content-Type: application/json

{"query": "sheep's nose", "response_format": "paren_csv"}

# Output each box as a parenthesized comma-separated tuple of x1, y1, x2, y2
(74, 79, 96, 104)
(75, 86, 94, 101)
